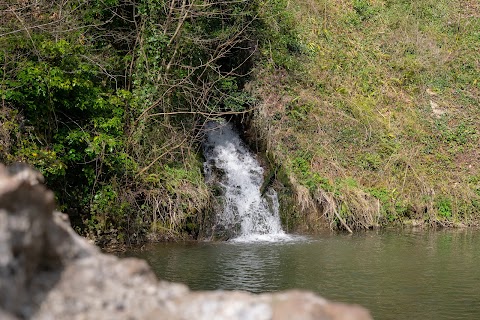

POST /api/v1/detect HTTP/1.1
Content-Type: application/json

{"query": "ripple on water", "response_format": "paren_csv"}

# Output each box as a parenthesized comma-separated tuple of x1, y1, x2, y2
(228, 233, 307, 243)
(123, 229, 480, 320)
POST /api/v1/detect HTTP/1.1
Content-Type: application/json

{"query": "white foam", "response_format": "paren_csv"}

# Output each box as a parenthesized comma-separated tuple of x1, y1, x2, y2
(229, 233, 306, 243)
(203, 121, 287, 242)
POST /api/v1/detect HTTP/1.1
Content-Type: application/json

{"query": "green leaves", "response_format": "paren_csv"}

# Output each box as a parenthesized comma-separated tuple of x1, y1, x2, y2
(16, 141, 67, 179)
(435, 196, 452, 219)
(291, 155, 332, 192)
(352, 0, 378, 22)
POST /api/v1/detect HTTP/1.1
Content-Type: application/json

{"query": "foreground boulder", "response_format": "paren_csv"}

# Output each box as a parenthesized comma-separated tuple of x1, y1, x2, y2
(0, 164, 372, 320)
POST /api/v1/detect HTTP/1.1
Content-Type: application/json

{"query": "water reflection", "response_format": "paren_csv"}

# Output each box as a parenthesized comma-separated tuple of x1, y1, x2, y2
(216, 243, 281, 292)
(125, 229, 480, 319)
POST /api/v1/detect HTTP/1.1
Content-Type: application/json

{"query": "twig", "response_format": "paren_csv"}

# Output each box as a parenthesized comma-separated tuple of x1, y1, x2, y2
(333, 205, 353, 233)
(147, 107, 257, 119)
(136, 137, 188, 176)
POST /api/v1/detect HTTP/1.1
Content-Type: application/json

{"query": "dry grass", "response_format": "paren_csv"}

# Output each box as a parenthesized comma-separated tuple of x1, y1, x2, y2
(250, 0, 480, 231)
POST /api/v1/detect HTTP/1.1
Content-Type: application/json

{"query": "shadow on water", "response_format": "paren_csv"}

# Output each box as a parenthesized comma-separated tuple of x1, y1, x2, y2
(124, 229, 480, 320)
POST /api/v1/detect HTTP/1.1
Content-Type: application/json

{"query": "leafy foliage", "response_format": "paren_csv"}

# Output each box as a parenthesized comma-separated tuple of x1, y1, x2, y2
(0, 0, 295, 244)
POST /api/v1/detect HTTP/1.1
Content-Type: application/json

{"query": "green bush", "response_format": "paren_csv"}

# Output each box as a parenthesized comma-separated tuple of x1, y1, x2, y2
(435, 196, 452, 219)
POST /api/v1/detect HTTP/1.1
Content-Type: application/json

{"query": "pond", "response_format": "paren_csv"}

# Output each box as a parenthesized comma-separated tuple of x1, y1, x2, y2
(124, 229, 480, 319)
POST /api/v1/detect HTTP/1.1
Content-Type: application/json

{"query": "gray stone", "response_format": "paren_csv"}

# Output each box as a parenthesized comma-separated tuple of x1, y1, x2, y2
(0, 164, 372, 320)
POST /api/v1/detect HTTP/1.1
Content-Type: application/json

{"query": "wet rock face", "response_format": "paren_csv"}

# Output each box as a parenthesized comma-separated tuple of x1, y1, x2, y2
(0, 164, 372, 320)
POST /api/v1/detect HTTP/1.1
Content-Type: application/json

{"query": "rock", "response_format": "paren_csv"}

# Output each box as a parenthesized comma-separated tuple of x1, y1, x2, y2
(0, 164, 372, 320)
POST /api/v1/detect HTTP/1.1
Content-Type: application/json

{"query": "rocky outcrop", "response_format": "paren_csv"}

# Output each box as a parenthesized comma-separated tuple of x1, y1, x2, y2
(0, 164, 372, 320)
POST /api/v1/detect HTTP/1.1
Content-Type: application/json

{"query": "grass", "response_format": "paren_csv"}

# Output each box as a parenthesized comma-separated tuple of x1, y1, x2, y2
(250, 0, 480, 231)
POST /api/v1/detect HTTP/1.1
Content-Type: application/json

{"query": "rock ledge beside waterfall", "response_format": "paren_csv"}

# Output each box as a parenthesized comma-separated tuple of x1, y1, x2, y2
(0, 164, 372, 320)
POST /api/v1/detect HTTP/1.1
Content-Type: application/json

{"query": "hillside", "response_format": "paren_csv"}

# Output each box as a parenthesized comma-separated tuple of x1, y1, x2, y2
(250, 0, 480, 231)
(1, 0, 479, 243)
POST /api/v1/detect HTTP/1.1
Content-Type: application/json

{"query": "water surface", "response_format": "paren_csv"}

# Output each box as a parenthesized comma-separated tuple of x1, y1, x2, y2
(125, 229, 480, 319)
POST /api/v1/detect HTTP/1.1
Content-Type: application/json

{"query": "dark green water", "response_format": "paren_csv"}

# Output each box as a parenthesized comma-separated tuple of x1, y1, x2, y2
(124, 230, 480, 319)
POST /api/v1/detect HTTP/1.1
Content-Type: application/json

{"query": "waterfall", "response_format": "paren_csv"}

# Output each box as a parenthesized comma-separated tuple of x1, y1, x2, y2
(203, 120, 290, 242)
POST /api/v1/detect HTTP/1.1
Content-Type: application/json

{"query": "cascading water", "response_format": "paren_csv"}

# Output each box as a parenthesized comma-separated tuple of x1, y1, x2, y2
(203, 120, 290, 242)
